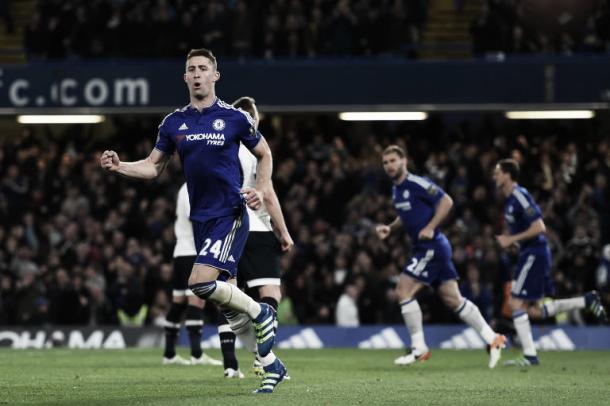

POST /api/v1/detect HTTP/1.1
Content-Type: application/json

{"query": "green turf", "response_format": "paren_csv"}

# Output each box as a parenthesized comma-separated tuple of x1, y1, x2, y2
(1, 348, 610, 405)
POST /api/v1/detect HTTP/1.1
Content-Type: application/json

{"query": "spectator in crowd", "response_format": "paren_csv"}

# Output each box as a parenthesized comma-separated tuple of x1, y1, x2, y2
(336, 280, 362, 327)
(22, 0, 425, 61)
(471, 0, 610, 56)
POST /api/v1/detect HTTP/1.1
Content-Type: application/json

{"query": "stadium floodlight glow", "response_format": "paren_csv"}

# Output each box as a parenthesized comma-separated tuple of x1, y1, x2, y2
(338, 112, 428, 121)
(505, 110, 595, 120)
(16, 115, 106, 124)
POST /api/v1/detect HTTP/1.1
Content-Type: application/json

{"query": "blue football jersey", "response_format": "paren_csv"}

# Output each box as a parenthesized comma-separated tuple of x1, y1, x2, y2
(154, 98, 261, 222)
(503, 185, 546, 250)
(392, 173, 445, 244)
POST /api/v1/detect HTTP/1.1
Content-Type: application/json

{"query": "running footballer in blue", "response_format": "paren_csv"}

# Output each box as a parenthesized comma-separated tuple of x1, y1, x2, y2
(377, 145, 505, 369)
(392, 173, 458, 285)
(502, 185, 553, 300)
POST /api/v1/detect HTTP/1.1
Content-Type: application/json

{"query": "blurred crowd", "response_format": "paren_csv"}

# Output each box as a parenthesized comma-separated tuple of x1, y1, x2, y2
(471, 0, 610, 56)
(23, 0, 427, 61)
(21, 0, 610, 63)
(1, 114, 609, 328)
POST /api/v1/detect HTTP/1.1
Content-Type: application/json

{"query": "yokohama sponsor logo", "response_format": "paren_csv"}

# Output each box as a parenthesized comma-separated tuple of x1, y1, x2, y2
(185, 133, 225, 141)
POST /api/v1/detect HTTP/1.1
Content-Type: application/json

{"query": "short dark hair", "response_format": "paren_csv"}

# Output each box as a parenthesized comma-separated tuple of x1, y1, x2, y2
(382, 145, 406, 158)
(232, 96, 257, 118)
(497, 158, 520, 180)
(186, 48, 217, 69)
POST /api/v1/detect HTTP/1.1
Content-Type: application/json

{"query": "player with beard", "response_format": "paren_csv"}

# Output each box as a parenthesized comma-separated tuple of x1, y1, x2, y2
(376, 145, 506, 368)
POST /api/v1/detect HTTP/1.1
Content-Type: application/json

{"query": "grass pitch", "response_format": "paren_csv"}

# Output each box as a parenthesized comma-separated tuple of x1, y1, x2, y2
(1, 348, 609, 405)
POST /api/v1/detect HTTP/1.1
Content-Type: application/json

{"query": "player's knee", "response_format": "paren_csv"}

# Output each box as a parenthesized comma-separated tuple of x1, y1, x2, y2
(527, 305, 543, 319)
(259, 285, 281, 302)
(442, 292, 463, 310)
(395, 285, 412, 302)
(508, 296, 526, 312)
(172, 295, 187, 304)
(189, 280, 217, 300)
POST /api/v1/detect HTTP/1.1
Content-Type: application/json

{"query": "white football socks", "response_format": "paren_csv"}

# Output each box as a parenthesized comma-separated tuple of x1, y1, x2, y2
(209, 281, 262, 319)
(400, 299, 427, 352)
(543, 297, 585, 317)
(257, 351, 277, 367)
(455, 299, 496, 345)
(513, 311, 537, 357)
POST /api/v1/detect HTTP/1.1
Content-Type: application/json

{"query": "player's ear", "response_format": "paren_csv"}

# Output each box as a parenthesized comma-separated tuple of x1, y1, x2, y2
(183, 73, 187, 83)
(214, 70, 220, 82)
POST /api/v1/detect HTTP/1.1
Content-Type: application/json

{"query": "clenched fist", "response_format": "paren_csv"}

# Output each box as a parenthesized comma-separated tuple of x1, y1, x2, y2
(100, 150, 120, 172)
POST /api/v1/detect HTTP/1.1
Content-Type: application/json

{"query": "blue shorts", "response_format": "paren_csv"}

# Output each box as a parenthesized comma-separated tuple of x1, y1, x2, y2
(511, 245, 554, 300)
(192, 209, 249, 280)
(403, 235, 458, 286)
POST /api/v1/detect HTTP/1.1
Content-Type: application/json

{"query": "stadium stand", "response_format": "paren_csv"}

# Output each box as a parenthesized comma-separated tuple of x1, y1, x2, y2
(20, 0, 427, 61)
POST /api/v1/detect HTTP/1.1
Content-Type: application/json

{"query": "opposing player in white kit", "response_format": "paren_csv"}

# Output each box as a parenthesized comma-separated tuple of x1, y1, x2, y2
(162, 184, 223, 367)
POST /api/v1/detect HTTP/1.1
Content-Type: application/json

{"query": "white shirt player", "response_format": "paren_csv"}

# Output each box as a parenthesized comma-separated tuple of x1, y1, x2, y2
(173, 183, 197, 257)
(238, 144, 273, 232)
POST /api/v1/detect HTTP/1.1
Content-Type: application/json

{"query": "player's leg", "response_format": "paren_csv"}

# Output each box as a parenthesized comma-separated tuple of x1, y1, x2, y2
(531, 293, 606, 322)
(186, 215, 277, 357)
(438, 279, 506, 368)
(505, 252, 541, 366)
(247, 231, 283, 317)
(163, 255, 192, 365)
(259, 285, 281, 319)
(255, 284, 283, 376)
(162, 294, 189, 365)
(189, 264, 277, 355)
(185, 294, 222, 366)
(217, 309, 243, 378)
(394, 273, 428, 365)
(506, 296, 539, 366)
(245, 251, 289, 391)
(532, 269, 606, 322)
(215, 278, 246, 378)
(241, 231, 283, 360)
(525, 252, 588, 320)
(220, 283, 286, 392)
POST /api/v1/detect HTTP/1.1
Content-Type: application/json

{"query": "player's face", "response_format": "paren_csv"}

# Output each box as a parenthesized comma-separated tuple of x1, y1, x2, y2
(184, 56, 219, 100)
(382, 152, 407, 180)
(493, 164, 509, 189)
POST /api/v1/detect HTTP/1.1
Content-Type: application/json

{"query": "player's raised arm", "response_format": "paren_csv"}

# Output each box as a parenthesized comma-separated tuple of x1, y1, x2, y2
(100, 148, 170, 180)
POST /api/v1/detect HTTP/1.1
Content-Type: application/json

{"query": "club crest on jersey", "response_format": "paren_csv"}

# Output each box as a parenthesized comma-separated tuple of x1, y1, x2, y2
(212, 119, 225, 131)
(403, 190, 410, 199)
